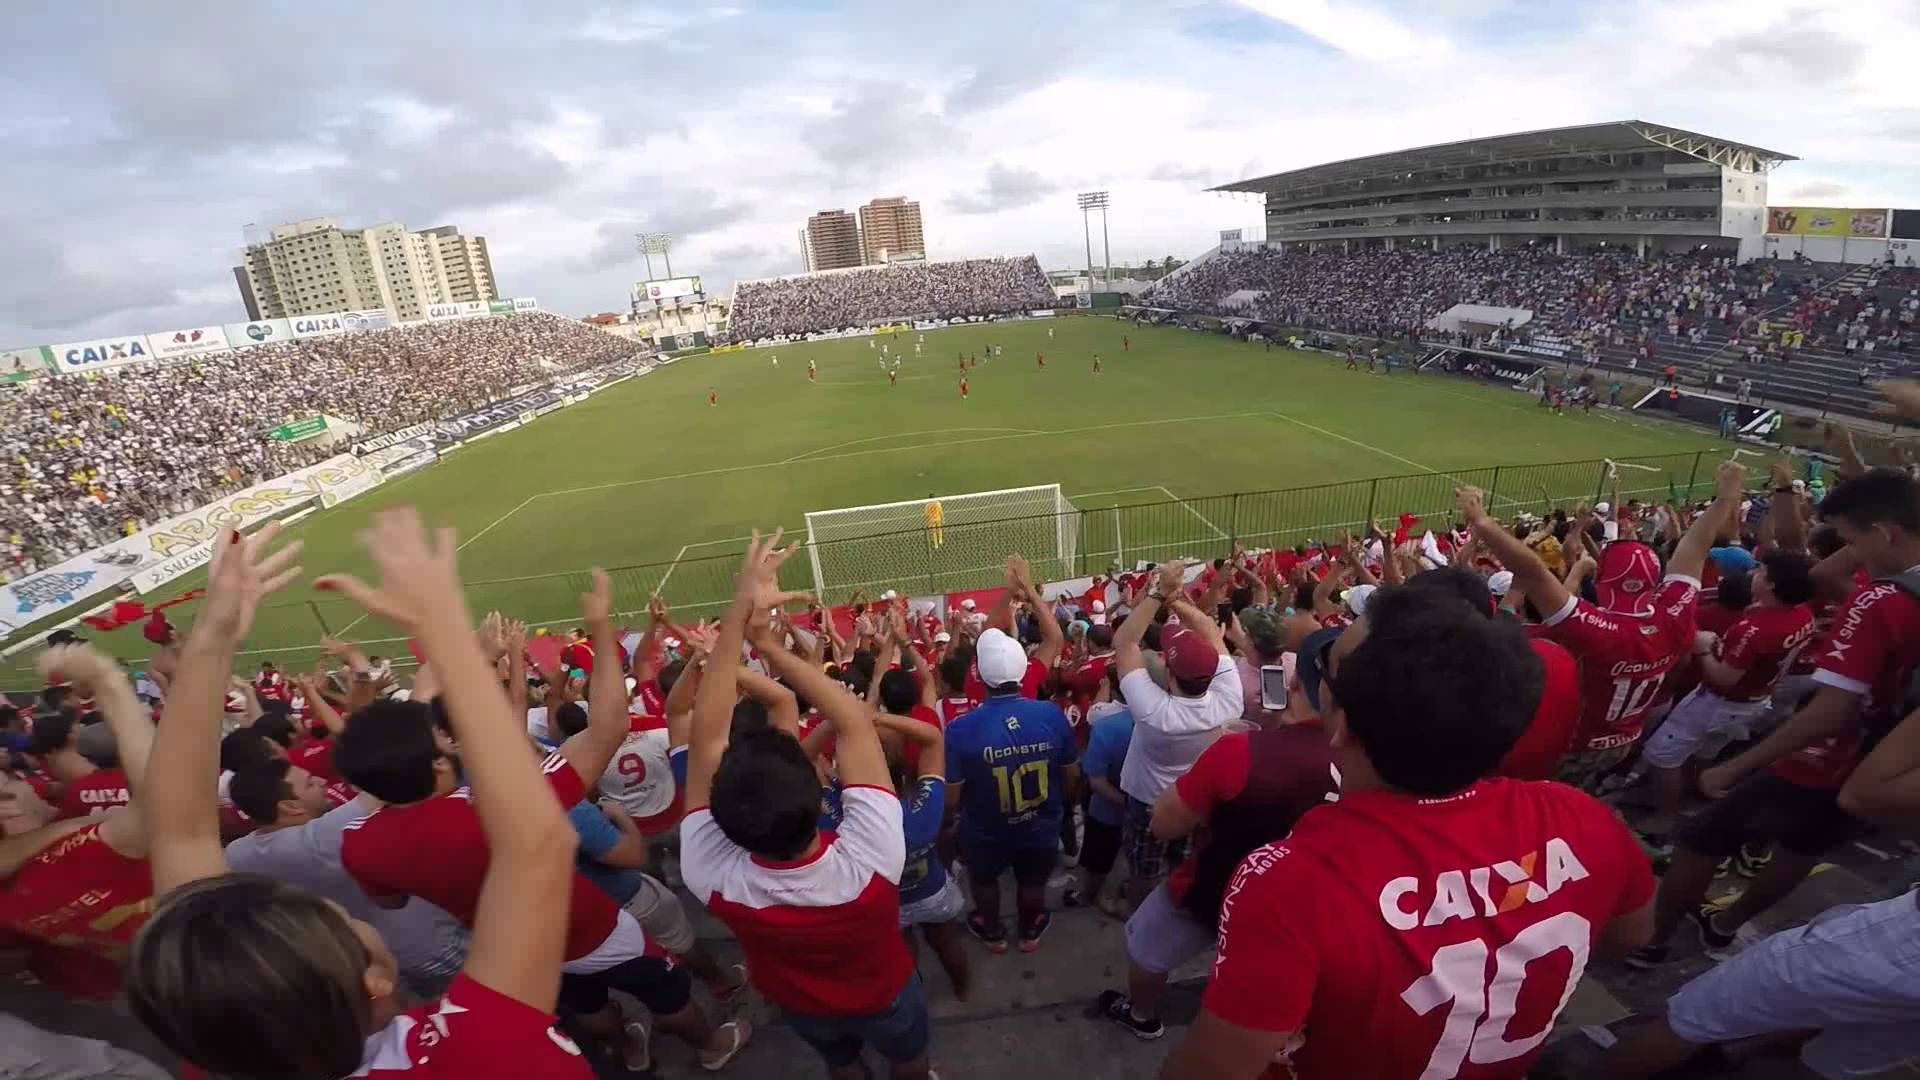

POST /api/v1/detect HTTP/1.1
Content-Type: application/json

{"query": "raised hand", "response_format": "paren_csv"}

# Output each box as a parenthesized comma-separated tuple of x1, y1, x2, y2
(581, 569, 614, 632)
(733, 528, 806, 611)
(1454, 486, 1487, 524)
(313, 507, 463, 634)
(1005, 553, 1034, 591)
(38, 643, 128, 699)
(1716, 459, 1747, 499)
(476, 611, 507, 660)
(1873, 379, 1920, 420)
(503, 618, 528, 657)
(684, 618, 720, 657)
(1156, 559, 1186, 596)
(199, 523, 304, 646)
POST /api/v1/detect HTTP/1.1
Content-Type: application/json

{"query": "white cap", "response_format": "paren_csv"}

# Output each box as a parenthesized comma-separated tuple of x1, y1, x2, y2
(1594, 501, 1612, 516)
(881, 589, 897, 600)
(1091, 599, 1106, 613)
(1487, 570, 1515, 597)
(960, 598, 977, 611)
(975, 628, 1028, 687)
(934, 631, 952, 644)
(1345, 583, 1378, 617)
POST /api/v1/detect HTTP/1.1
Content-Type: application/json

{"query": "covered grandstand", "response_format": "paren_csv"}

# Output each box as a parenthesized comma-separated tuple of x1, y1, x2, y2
(1215, 120, 1793, 260)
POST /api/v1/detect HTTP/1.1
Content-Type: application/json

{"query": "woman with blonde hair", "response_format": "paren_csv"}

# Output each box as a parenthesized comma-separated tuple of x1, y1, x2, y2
(126, 514, 591, 1079)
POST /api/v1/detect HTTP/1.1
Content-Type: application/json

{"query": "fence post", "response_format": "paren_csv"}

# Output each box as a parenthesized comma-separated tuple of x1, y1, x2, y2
(1229, 493, 1240, 545)
(1365, 478, 1378, 524)
(1592, 460, 1610, 504)
(1684, 451, 1702, 501)
(1488, 465, 1503, 507)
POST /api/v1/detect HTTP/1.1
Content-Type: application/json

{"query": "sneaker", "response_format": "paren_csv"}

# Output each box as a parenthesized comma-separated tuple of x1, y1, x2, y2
(1734, 843, 1773, 878)
(714, 962, 750, 1004)
(1097, 990, 1166, 1040)
(1062, 886, 1085, 908)
(1689, 905, 1737, 951)
(1019, 912, 1051, 953)
(1622, 943, 1670, 971)
(699, 1018, 752, 1072)
(966, 913, 1008, 954)
(622, 1016, 653, 1074)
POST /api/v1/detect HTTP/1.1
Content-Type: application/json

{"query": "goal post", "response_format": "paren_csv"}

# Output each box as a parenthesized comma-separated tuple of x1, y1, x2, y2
(803, 485, 1079, 600)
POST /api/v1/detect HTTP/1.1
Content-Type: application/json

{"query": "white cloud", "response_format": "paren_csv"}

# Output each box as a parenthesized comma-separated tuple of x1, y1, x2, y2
(1227, 0, 1445, 61)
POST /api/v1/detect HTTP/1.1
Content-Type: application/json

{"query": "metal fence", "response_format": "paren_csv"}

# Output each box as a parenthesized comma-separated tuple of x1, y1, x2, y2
(258, 449, 1725, 651)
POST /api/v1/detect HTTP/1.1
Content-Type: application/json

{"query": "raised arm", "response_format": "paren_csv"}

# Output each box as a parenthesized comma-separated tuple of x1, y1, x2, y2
(295, 674, 346, 738)
(1766, 457, 1806, 553)
(503, 617, 529, 718)
(736, 664, 801, 738)
(688, 531, 805, 808)
(874, 711, 944, 780)
(745, 569, 891, 791)
(1460, 486, 1572, 616)
(40, 646, 152, 855)
(1666, 461, 1746, 583)
(1114, 561, 1182, 676)
(553, 571, 628, 785)
(149, 526, 303, 893)
(315, 507, 577, 1013)
(1010, 555, 1064, 670)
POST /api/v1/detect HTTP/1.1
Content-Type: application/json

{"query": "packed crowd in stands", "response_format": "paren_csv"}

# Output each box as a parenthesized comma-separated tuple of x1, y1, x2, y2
(0, 313, 632, 576)
(8, 379, 1920, 1077)
(1143, 246, 1920, 387)
(729, 257, 1055, 341)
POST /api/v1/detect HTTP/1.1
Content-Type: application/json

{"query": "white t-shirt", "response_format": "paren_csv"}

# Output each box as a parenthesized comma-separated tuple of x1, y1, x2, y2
(1117, 655, 1243, 803)
(599, 726, 676, 821)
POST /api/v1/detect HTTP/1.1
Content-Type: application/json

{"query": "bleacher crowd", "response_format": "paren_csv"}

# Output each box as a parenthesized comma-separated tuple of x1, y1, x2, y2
(0, 314, 631, 577)
(729, 257, 1054, 342)
(7, 386, 1920, 1077)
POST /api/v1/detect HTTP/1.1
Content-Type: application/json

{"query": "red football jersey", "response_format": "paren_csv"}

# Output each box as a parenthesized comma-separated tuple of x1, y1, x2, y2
(352, 974, 589, 1078)
(0, 822, 153, 962)
(1713, 603, 1815, 702)
(934, 694, 978, 729)
(1061, 653, 1112, 729)
(341, 753, 626, 962)
(1779, 578, 1920, 789)
(1541, 576, 1699, 750)
(1495, 640, 1581, 781)
(1204, 779, 1654, 1079)
(287, 737, 340, 783)
(55, 768, 132, 820)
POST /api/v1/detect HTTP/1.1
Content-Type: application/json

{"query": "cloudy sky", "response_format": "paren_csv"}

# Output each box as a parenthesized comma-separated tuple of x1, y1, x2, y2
(5, 0, 1918, 344)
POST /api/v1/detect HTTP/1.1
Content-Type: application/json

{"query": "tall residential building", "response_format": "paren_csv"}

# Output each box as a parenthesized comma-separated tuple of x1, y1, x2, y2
(232, 217, 500, 322)
(803, 209, 863, 271)
(859, 197, 924, 265)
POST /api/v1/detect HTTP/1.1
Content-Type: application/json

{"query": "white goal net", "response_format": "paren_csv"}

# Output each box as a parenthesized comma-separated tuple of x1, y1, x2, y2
(804, 485, 1079, 599)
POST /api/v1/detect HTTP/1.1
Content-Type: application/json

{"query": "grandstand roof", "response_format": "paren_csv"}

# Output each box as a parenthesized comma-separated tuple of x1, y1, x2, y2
(1214, 121, 1796, 196)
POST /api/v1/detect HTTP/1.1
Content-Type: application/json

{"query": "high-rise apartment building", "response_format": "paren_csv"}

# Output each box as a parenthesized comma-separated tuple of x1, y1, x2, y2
(859, 197, 924, 265)
(233, 217, 499, 322)
(802, 209, 863, 272)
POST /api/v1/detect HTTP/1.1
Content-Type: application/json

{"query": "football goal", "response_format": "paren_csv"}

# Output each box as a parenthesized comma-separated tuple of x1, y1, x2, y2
(803, 484, 1079, 600)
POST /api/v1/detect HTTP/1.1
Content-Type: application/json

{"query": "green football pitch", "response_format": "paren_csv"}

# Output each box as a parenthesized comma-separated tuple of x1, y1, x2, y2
(4, 316, 1733, 685)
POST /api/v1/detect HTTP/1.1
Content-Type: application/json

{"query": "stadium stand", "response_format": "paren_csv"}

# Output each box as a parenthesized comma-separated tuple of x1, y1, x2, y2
(728, 256, 1054, 340)
(0, 314, 631, 576)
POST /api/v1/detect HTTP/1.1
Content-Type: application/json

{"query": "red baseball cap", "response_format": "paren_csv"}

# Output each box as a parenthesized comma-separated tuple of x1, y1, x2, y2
(1161, 626, 1220, 681)
(1593, 540, 1661, 614)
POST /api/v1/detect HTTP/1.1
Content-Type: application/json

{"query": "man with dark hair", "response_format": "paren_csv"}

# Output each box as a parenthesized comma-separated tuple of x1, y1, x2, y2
(1458, 462, 1747, 791)
(1636, 549, 1816, 845)
(1159, 585, 1655, 1078)
(680, 532, 931, 1080)
(1620, 467, 1920, 976)
(1112, 560, 1242, 908)
(945, 625, 1079, 953)
(339, 574, 747, 1072)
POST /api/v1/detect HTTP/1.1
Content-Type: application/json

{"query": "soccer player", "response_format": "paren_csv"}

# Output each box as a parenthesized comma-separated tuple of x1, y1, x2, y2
(1122, 336, 1129, 351)
(1158, 585, 1656, 1078)
(924, 497, 945, 549)
(1036, 352, 1045, 369)
(958, 357, 966, 373)
(772, 353, 778, 367)
(1458, 461, 1746, 791)
(959, 376, 969, 400)
(946, 627, 1080, 953)
(1092, 354, 1101, 374)
(889, 368, 898, 386)
(808, 359, 817, 382)
(708, 387, 717, 407)
(1048, 326, 1054, 339)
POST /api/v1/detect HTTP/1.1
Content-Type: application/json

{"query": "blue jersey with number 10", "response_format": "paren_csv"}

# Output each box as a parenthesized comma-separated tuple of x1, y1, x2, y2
(945, 693, 1079, 848)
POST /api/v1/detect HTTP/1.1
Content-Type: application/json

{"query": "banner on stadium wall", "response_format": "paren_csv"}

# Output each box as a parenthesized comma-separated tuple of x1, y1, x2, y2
(1892, 210, 1920, 241)
(1220, 229, 1243, 243)
(290, 313, 347, 339)
(0, 347, 53, 383)
(439, 387, 561, 439)
(352, 421, 437, 456)
(268, 416, 328, 442)
(224, 319, 293, 348)
(1766, 207, 1889, 237)
(710, 343, 745, 354)
(459, 300, 489, 318)
(426, 302, 463, 321)
(340, 309, 390, 333)
(318, 465, 384, 509)
(47, 334, 154, 375)
(513, 297, 539, 311)
(488, 300, 515, 315)
(147, 324, 231, 360)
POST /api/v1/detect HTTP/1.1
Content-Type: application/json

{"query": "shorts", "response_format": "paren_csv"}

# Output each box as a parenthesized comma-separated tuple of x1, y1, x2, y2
(1081, 816, 1123, 876)
(961, 835, 1055, 888)
(786, 971, 931, 1068)
(1642, 688, 1769, 769)
(899, 874, 967, 927)
(1679, 772, 1858, 859)
(558, 953, 693, 1018)
(1123, 797, 1188, 885)
(1667, 890, 1920, 1078)
(621, 872, 695, 954)
(1124, 882, 1216, 976)
(1554, 743, 1632, 792)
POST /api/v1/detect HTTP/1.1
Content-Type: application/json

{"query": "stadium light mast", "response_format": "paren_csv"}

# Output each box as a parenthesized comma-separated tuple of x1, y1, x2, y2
(1077, 191, 1109, 296)
(637, 232, 675, 279)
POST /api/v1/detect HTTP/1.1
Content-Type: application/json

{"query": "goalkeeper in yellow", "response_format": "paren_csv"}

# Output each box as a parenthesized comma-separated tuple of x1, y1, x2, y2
(924, 495, 945, 550)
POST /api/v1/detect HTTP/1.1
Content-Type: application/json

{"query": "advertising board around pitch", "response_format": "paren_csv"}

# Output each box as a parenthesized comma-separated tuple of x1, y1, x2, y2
(225, 318, 294, 348)
(148, 324, 232, 360)
(47, 334, 154, 374)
